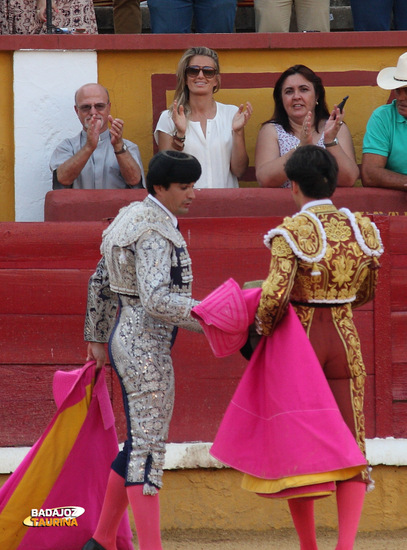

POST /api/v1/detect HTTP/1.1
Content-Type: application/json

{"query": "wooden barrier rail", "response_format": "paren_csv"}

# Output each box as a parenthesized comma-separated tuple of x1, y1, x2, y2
(0, 212, 405, 448)
(44, 187, 407, 222)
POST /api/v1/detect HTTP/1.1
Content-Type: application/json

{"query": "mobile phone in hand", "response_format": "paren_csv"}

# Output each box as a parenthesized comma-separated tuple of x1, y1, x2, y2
(337, 95, 349, 113)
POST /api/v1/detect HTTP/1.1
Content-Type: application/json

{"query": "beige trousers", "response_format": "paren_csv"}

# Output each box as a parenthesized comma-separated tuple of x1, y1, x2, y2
(254, 0, 330, 32)
(113, 0, 142, 33)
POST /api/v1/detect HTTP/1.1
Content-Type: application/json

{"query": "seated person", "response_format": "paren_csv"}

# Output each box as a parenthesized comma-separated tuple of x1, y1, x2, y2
(255, 64, 359, 188)
(50, 83, 144, 189)
(154, 46, 252, 189)
(361, 52, 407, 191)
(1, 0, 97, 34)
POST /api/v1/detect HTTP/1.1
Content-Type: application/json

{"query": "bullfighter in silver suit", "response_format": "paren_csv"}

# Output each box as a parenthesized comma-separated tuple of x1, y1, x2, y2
(83, 150, 202, 550)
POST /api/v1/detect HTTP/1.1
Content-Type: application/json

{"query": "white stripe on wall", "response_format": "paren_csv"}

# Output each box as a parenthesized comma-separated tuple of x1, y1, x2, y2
(1, 439, 406, 475)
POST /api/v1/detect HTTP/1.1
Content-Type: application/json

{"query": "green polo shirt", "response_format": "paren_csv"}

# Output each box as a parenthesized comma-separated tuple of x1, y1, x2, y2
(363, 99, 407, 175)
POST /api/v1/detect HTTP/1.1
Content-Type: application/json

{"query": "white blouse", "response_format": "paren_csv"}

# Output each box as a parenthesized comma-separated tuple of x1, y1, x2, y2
(154, 101, 239, 189)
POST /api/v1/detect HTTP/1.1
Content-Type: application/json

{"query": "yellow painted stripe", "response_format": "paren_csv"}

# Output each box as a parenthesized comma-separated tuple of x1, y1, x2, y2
(241, 466, 365, 494)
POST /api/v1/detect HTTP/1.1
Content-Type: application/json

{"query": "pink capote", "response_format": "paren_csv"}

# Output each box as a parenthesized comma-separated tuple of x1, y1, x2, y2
(0, 362, 133, 550)
(192, 279, 367, 492)
(191, 278, 249, 357)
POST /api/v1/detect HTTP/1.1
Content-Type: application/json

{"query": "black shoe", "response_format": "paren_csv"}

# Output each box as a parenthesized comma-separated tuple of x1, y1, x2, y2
(82, 538, 108, 550)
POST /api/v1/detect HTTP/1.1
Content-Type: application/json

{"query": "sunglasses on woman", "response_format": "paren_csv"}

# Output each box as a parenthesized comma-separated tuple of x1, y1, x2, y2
(185, 65, 217, 79)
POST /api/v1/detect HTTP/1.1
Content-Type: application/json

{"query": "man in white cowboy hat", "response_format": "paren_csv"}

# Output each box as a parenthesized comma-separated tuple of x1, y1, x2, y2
(361, 52, 407, 190)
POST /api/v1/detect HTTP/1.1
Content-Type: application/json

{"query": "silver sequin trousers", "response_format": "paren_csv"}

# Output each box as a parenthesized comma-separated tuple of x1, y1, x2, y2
(109, 297, 175, 495)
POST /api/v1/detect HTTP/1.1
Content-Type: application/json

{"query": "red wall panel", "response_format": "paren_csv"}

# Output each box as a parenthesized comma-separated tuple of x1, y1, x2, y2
(0, 212, 405, 447)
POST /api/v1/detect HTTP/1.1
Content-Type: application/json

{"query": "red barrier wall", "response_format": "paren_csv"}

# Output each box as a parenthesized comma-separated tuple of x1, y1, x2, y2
(0, 212, 406, 448)
(44, 188, 407, 222)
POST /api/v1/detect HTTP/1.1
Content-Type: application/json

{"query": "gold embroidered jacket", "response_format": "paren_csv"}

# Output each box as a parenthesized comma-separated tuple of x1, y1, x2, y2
(257, 200, 384, 336)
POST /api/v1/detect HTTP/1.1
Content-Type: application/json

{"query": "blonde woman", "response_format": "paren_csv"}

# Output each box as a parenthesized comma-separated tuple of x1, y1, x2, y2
(154, 46, 253, 188)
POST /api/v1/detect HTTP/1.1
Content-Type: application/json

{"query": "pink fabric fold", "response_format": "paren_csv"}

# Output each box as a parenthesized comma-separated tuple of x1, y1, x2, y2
(194, 279, 367, 489)
(0, 362, 133, 550)
(191, 278, 250, 357)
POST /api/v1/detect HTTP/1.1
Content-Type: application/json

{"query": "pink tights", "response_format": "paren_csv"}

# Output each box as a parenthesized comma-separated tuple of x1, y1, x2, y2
(288, 481, 366, 550)
(335, 481, 366, 549)
(92, 470, 162, 550)
(127, 484, 162, 550)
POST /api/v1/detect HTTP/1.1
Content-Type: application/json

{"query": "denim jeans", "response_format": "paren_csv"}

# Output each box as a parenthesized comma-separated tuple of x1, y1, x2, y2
(350, 0, 407, 30)
(147, 0, 237, 33)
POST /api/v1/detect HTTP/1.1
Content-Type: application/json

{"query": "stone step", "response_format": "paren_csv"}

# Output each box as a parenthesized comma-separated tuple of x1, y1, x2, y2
(95, 4, 354, 34)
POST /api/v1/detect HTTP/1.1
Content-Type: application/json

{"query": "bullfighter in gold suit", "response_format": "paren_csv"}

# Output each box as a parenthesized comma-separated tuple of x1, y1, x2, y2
(255, 145, 383, 550)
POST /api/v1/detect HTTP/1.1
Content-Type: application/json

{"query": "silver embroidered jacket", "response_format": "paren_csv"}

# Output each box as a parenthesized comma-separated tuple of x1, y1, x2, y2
(84, 197, 201, 343)
(84, 197, 201, 491)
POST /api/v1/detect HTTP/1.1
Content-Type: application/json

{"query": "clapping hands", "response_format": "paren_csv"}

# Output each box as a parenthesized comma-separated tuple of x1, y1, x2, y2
(232, 102, 253, 133)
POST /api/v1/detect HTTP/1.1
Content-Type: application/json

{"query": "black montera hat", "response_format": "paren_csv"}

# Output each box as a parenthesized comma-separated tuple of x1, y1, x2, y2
(147, 150, 202, 191)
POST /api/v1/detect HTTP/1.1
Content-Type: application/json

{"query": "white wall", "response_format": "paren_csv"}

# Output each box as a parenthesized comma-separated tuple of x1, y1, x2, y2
(2, 439, 407, 474)
(14, 50, 97, 221)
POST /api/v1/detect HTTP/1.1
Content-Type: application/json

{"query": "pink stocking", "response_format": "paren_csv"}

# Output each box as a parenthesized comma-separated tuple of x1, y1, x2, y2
(288, 498, 318, 550)
(92, 469, 129, 550)
(127, 484, 163, 550)
(336, 481, 365, 550)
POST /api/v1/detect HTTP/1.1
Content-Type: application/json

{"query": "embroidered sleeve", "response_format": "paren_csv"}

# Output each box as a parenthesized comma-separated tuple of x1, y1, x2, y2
(135, 230, 201, 332)
(352, 257, 381, 309)
(84, 256, 119, 343)
(256, 235, 297, 336)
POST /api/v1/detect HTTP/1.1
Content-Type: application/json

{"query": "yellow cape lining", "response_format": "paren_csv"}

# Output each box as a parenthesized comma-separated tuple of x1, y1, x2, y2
(241, 465, 365, 494)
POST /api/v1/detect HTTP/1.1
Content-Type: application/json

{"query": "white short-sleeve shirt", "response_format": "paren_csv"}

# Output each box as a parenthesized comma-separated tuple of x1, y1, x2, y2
(154, 101, 239, 189)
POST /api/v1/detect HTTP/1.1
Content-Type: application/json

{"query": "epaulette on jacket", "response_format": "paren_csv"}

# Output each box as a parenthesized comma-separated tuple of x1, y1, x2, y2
(263, 211, 327, 264)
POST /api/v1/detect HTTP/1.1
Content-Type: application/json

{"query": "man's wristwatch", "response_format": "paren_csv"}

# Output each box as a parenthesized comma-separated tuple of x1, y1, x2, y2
(114, 143, 128, 155)
(324, 138, 339, 148)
